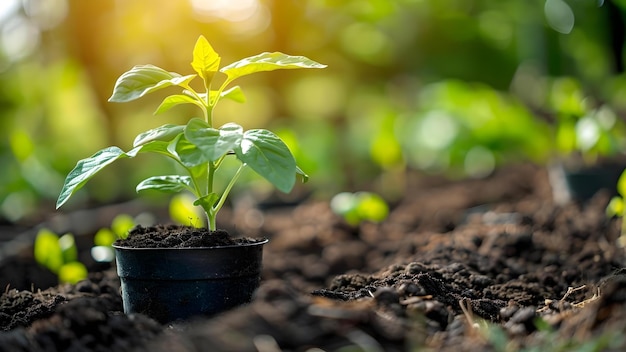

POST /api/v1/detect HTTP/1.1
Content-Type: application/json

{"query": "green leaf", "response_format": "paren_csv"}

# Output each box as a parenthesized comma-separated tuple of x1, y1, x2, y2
(133, 140, 177, 158)
(167, 133, 212, 168)
(354, 192, 389, 223)
(191, 35, 221, 86)
(136, 175, 194, 193)
(193, 193, 220, 212)
(111, 214, 135, 238)
(133, 124, 185, 147)
(56, 142, 177, 209)
(607, 196, 624, 218)
(169, 194, 205, 228)
(109, 64, 195, 103)
(184, 118, 243, 161)
(34, 229, 63, 273)
(56, 147, 131, 209)
(618, 171, 626, 197)
(94, 228, 117, 246)
(210, 86, 246, 103)
(296, 166, 309, 183)
(154, 95, 203, 115)
(189, 86, 246, 105)
(59, 233, 78, 263)
(58, 262, 88, 284)
(220, 52, 327, 82)
(235, 129, 296, 193)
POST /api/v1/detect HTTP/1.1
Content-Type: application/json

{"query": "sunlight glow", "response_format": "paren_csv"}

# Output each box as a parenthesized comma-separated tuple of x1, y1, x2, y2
(191, 0, 258, 22)
(23, 0, 68, 30)
(189, 0, 270, 36)
(1, 14, 39, 62)
(0, 0, 19, 25)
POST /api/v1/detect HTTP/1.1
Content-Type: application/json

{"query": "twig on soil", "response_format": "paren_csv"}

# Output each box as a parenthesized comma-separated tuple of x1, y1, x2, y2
(538, 285, 601, 314)
(459, 299, 479, 330)
(400, 295, 433, 305)
(572, 286, 601, 309)
(560, 285, 586, 303)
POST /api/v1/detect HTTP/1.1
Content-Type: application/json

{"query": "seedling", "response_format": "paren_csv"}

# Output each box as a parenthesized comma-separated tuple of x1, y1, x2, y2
(56, 36, 326, 230)
(91, 214, 136, 262)
(34, 229, 87, 284)
(549, 78, 625, 164)
(606, 170, 626, 247)
(330, 191, 389, 226)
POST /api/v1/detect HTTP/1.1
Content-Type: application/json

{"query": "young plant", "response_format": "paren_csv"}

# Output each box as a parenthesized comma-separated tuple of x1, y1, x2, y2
(91, 214, 136, 262)
(606, 170, 626, 247)
(330, 191, 389, 226)
(550, 78, 626, 164)
(34, 229, 88, 284)
(56, 36, 326, 231)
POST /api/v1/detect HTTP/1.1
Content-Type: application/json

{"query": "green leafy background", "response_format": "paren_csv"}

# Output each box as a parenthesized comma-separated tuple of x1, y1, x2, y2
(2, 0, 626, 224)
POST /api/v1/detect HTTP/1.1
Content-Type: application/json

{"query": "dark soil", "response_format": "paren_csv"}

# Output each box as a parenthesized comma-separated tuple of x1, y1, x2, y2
(1, 163, 626, 351)
(115, 225, 260, 248)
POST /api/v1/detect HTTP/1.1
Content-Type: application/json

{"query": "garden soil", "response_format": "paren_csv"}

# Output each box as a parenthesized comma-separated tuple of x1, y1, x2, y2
(1, 163, 626, 351)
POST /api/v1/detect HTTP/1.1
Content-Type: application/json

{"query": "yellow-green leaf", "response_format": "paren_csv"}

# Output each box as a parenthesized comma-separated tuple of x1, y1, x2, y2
(209, 86, 246, 104)
(108, 65, 193, 103)
(34, 229, 63, 274)
(220, 52, 326, 83)
(618, 170, 626, 197)
(58, 262, 88, 284)
(155, 94, 203, 115)
(191, 35, 221, 87)
(111, 214, 135, 238)
(94, 228, 117, 246)
(607, 196, 624, 218)
(169, 193, 205, 228)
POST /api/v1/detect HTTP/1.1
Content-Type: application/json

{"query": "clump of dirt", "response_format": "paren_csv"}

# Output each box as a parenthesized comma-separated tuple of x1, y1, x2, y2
(0, 270, 163, 351)
(115, 225, 262, 248)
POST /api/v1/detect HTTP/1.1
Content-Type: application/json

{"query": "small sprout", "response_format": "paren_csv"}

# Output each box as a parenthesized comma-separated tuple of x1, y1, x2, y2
(58, 262, 88, 285)
(606, 170, 626, 247)
(94, 228, 117, 247)
(34, 229, 63, 273)
(111, 214, 135, 239)
(330, 191, 389, 226)
(34, 229, 87, 284)
(91, 214, 137, 262)
(169, 193, 205, 228)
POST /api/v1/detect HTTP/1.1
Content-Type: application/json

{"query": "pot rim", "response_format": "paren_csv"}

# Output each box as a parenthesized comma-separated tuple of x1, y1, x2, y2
(112, 237, 269, 251)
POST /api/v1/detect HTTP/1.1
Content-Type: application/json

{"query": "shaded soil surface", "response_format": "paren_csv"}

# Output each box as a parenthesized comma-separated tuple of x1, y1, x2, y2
(115, 226, 260, 248)
(1, 163, 626, 351)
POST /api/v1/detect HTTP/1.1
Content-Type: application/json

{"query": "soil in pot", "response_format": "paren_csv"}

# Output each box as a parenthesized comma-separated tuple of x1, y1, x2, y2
(113, 225, 268, 324)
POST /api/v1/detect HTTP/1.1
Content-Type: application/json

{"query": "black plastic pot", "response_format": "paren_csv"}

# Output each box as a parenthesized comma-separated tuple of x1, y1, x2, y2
(113, 239, 268, 324)
(551, 163, 625, 203)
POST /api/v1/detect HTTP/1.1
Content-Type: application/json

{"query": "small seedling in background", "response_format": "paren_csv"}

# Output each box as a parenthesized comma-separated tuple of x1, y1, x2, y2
(550, 78, 625, 164)
(169, 193, 205, 228)
(91, 214, 136, 262)
(606, 170, 626, 247)
(330, 191, 389, 226)
(34, 229, 87, 284)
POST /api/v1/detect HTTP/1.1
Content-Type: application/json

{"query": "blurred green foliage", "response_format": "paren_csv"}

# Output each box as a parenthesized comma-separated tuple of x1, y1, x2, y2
(34, 228, 87, 284)
(2, 0, 626, 223)
(91, 214, 136, 262)
(330, 191, 389, 226)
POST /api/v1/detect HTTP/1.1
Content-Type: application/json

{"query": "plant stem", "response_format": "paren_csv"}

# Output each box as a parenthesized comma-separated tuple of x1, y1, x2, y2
(212, 164, 246, 219)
